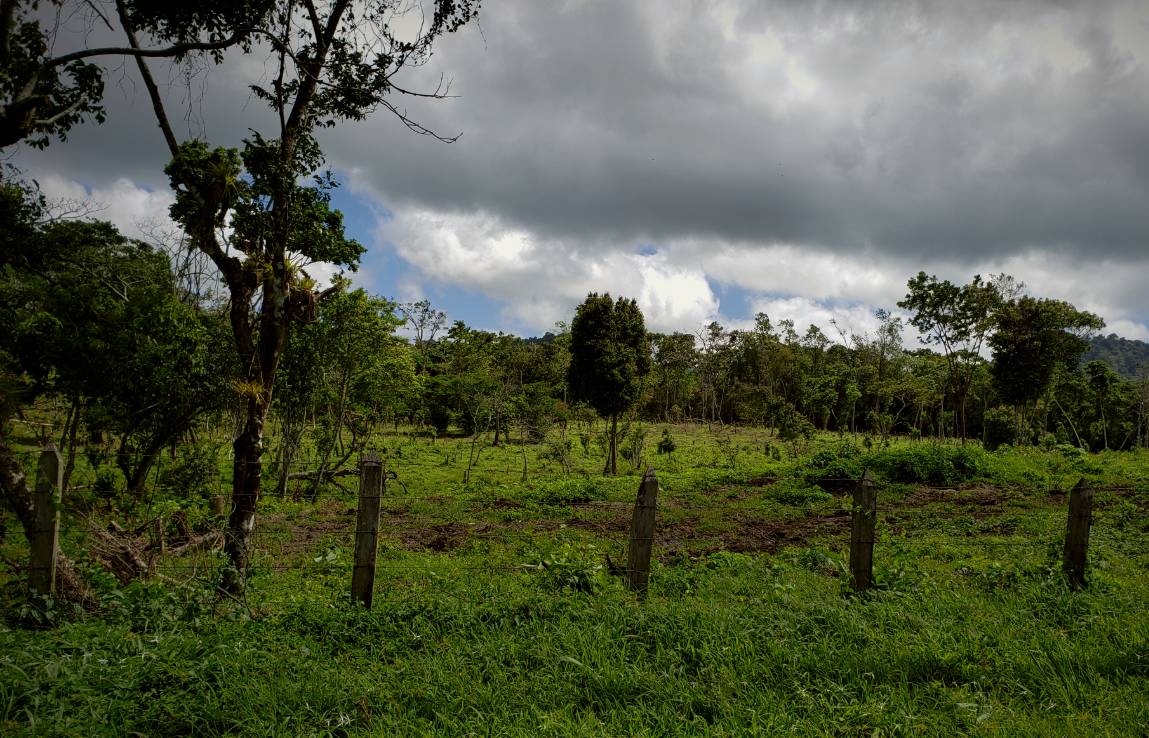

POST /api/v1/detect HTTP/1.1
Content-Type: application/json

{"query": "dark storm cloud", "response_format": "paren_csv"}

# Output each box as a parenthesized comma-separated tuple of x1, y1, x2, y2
(13, 0, 1149, 268)
(319, 0, 1149, 263)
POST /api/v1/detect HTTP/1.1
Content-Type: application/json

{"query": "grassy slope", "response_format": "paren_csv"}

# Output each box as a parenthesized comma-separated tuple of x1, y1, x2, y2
(1, 423, 1147, 736)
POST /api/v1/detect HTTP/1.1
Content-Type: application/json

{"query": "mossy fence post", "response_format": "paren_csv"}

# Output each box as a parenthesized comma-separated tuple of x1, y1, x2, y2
(849, 469, 877, 593)
(30, 444, 62, 596)
(1062, 477, 1094, 590)
(351, 453, 384, 608)
(626, 467, 659, 596)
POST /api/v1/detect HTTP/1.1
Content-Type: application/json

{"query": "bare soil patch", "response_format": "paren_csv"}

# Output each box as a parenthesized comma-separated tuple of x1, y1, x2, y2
(398, 522, 470, 552)
(267, 499, 353, 559)
(899, 485, 1004, 511)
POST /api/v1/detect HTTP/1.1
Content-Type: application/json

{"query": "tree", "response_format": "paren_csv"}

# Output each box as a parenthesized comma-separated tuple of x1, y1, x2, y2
(292, 289, 413, 498)
(567, 294, 649, 475)
(400, 299, 448, 369)
(649, 332, 695, 422)
(898, 272, 1001, 440)
(1, 182, 230, 601)
(988, 296, 1103, 442)
(116, 0, 479, 592)
(0, 1, 269, 149)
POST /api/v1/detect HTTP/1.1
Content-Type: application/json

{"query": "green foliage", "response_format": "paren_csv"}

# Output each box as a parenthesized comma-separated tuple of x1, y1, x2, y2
(527, 543, 604, 593)
(1084, 333, 1149, 379)
(765, 478, 833, 505)
(656, 428, 677, 455)
(567, 293, 650, 420)
(866, 443, 984, 485)
(799, 442, 863, 492)
(0, 189, 233, 495)
(989, 296, 1103, 408)
(0, 6, 106, 149)
(777, 404, 815, 441)
(158, 442, 220, 500)
(529, 478, 608, 505)
(983, 406, 1018, 452)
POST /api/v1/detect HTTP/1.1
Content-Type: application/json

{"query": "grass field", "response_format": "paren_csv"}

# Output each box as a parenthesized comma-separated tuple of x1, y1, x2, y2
(2, 423, 1147, 736)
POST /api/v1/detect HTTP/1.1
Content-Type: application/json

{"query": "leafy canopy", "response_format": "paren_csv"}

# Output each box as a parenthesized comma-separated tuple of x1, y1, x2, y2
(567, 293, 650, 419)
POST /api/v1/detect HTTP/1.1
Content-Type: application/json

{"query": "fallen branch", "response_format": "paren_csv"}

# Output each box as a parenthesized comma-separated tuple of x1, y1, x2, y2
(168, 530, 223, 557)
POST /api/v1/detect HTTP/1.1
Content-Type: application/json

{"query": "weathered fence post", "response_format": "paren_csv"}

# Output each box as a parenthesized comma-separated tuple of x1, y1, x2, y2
(209, 495, 228, 518)
(849, 469, 877, 593)
(351, 453, 384, 608)
(626, 466, 659, 596)
(29, 445, 62, 596)
(1062, 477, 1094, 590)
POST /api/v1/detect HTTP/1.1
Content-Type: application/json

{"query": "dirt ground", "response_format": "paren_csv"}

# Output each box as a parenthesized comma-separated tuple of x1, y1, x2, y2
(262, 478, 1070, 563)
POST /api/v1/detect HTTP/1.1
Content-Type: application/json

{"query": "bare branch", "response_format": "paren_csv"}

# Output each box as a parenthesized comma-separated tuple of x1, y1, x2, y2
(115, 0, 178, 156)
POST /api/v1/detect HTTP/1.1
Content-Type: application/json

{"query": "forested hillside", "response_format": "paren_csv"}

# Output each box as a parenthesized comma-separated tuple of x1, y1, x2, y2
(1086, 334, 1149, 379)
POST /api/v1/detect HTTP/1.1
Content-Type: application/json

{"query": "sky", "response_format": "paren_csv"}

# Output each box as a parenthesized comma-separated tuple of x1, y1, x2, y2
(11, 0, 1149, 343)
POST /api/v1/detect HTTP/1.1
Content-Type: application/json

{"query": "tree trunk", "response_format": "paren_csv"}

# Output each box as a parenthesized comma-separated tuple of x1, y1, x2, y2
(126, 442, 164, 500)
(608, 414, 618, 476)
(222, 398, 266, 595)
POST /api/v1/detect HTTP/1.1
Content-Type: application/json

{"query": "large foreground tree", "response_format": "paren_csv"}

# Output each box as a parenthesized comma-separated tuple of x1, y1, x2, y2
(115, 0, 479, 592)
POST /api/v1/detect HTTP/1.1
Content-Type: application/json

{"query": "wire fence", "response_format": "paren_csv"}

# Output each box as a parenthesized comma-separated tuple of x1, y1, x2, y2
(7, 434, 1148, 610)
(61, 469, 1143, 605)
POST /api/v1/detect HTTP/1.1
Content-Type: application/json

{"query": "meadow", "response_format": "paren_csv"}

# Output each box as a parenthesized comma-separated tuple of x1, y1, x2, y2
(1, 421, 1147, 736)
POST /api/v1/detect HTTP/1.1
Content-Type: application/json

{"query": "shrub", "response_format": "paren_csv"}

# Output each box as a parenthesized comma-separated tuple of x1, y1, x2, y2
(778, 405, 815, 441)
(530, 478, 607, 505)
(983, 406, 1017, 452)
(765, 479, 833, 505)
(540, 438, 573, 473)
(802, 442, 863, 489)
(159, 442, 219, 499)
(866, 443, 984, 486)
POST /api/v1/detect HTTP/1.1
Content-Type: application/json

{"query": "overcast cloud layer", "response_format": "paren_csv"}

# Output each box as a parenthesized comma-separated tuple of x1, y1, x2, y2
(14, 0, 1149, 340)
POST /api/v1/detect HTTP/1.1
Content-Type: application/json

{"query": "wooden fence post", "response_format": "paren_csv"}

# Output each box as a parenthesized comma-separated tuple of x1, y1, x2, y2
(626, 466, 659, 596)
(351, 453, 384, 609)
(1063, 477, 1094, 590)
(29, 445, 62, 596)
(849, 469, 877, 593)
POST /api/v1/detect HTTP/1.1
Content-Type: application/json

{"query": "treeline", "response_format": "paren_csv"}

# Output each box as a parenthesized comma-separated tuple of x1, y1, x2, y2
(5, 185, 1149, 521)
(8, 181, 1149, 596)
(401, 290, 1149, 454)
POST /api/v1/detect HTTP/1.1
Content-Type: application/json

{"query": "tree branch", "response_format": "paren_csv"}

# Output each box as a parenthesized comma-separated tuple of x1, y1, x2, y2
(40, 32, 248, 71)
(115, 0, 178, 157)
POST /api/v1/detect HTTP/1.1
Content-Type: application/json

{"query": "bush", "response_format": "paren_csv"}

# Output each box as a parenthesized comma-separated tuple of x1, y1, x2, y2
(866, 443, 984, 486)
(530, 478, 607, 505)
(802, 442, 863, 489)
(159, 442, 219, 499)
(777, 406, 815, 441)
(765, 479, 832, 505)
